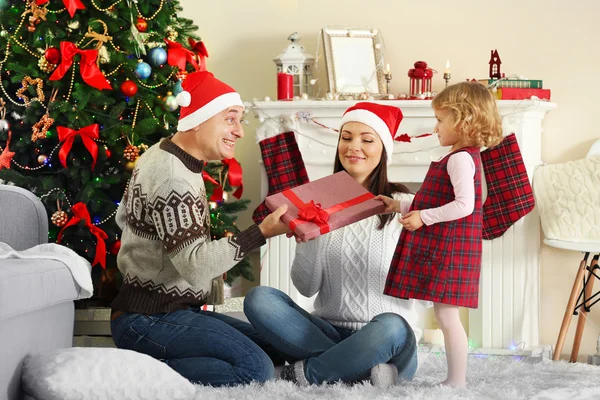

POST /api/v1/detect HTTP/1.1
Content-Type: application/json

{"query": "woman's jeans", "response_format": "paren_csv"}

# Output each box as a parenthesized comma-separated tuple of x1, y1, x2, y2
(111, 308, 285, 386)
(244, 286, 417, 385)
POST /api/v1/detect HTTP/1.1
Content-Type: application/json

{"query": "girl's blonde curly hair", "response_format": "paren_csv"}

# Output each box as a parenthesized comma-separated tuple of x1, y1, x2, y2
(431, 81, 503, 148)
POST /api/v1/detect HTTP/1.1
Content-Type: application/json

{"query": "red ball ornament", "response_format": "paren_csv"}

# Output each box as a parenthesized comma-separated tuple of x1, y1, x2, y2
(110, 240, 121, 255)
(135, 17, 148, 33)
(120, 80, 138, 97)
(45, 47, 61, 65)
(105, 148, 112, 158)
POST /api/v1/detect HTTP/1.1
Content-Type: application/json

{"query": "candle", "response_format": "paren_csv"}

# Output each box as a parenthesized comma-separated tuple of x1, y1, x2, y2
(444, 60, 451, 74)
(277, 73, 293, 101)
(385, 63, 391, 75)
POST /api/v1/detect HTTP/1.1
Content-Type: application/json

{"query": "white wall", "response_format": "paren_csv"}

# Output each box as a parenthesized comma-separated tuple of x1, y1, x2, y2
(179, 0, 600, 358)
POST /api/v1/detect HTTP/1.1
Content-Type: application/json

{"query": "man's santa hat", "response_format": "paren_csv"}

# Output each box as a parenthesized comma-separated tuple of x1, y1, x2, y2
(176, 71, 244, 132)
(340, 102, 403, 165)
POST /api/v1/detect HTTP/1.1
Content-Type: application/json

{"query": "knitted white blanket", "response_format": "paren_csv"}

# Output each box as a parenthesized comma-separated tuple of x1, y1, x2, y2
(533, 156, 600, 243)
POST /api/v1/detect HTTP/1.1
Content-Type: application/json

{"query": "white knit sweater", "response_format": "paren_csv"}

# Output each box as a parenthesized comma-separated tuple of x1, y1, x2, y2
(291, 192, 423, 342)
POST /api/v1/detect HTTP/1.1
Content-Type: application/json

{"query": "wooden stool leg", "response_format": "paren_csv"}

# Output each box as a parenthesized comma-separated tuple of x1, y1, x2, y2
(570, 255, 599, 362)
(553, 253, 589, 361)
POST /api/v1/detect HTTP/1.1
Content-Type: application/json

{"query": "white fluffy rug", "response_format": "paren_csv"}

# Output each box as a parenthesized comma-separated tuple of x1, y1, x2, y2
(193, 354, 600, 400)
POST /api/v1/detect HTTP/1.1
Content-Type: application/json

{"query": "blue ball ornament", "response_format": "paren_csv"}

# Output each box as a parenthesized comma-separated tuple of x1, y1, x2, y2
(172, 80, 183, 96)
(148, 47, 167, 67)
(135, 61, 152, 80)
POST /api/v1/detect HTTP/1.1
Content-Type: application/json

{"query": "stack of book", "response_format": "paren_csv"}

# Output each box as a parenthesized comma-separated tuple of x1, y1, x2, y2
(478, 78, 551, 100)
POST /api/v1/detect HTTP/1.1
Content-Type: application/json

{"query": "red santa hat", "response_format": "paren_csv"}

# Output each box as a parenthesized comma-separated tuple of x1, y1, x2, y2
(176, 71, 244, 132)
(340, 102, 403, 165)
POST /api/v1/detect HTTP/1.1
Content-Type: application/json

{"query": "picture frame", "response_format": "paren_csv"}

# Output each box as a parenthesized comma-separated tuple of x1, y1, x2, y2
(321, 27, 386, 96)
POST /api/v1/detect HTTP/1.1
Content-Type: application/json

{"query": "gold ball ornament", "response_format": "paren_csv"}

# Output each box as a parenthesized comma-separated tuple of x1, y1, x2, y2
(123, 144, 140, 162)
(38, 57, 56, 73)
(164, 93, 178, 111)
(37, 154, 48, 164)
(124, 160, 137, 172)
(51, 210, 68, 227)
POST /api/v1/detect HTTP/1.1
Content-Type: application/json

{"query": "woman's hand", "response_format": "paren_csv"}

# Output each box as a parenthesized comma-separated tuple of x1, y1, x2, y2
(400, 210, 424, 231)
(374, 195, 401, 214)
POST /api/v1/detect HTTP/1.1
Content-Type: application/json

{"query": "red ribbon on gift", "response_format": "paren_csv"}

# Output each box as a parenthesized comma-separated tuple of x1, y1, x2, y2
(188, 38, 209, 71)
(222, 158, 243, 199)
(165, 39, 200, 72)
(57, 202, 108, 269)
(202, 170, 224, 202)
(36, 0, 85, 18)
(57, 124, 99, 170)
(49, 42, 112, 90)
(282, 190, 375, 235)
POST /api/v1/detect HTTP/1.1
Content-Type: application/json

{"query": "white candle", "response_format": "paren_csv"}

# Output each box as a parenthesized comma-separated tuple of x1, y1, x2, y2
(385, 63, 391, 75)
(444, 60, 451, 74)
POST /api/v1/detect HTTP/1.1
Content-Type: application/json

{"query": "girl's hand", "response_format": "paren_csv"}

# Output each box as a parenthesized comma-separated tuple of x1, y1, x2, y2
(400, 210, 424, 231)
(375, 195, 401, 214)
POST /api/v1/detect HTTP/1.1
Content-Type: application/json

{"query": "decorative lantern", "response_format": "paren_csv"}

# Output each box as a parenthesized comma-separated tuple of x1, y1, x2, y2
(273, 32, 315, 98)
(408, 61, 434, 99)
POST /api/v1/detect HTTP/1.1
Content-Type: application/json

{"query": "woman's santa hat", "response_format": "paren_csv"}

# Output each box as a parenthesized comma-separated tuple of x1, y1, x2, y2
(340, 102, 403, 165)
(176, 71, 244, 132)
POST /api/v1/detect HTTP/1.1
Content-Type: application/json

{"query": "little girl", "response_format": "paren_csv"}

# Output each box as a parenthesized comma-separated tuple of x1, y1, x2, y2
(376, 81, 503, 387)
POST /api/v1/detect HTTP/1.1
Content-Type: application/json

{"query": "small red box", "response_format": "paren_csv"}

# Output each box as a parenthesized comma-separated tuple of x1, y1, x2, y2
(265, 171, 386, 241)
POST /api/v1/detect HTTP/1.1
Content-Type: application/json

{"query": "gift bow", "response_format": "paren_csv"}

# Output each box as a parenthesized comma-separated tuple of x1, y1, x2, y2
(298, 201, 329, 224)
(202, 171, 223, 202)
(222, 158, 243, 199)
(188, 38, 209, 71)
(57, 202, 108, 269)
(165, 39, 199, 71)
(50, 42, 112, 90)
(57, 124, 99, 170)
(36, 0, 85, 18)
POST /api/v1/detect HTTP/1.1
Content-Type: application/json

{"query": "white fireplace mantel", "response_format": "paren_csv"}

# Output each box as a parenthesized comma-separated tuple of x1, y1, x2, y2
(247, 99, 556, 350)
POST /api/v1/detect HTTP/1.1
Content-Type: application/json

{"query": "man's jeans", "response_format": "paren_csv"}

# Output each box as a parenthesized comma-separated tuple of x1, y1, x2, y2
(244, 286, 417, 385)
(111, 308, 284, 386)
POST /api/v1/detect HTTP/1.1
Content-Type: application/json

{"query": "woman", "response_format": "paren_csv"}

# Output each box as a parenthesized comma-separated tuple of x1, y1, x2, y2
(244, 102, 425, 387)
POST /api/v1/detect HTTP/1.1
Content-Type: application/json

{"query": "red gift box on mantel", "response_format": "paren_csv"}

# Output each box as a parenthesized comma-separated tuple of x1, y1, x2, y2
(265, 171, 387, 241)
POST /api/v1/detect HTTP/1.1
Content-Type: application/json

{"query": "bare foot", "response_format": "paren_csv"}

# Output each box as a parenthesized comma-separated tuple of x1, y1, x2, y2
(439, 380, 466, 388)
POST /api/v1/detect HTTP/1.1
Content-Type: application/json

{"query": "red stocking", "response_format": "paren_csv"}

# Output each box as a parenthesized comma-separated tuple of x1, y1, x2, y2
(252, 131, 309, 224)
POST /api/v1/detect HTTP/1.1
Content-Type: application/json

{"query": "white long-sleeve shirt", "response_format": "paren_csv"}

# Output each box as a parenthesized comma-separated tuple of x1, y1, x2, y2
(290, 192, 424, 343)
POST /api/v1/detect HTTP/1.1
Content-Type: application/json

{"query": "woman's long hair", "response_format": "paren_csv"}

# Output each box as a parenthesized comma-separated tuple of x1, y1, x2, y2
(333, 147, 410, 230)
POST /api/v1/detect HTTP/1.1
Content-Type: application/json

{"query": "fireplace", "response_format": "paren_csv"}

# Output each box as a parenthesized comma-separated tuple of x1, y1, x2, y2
(248, 99, 555, 350)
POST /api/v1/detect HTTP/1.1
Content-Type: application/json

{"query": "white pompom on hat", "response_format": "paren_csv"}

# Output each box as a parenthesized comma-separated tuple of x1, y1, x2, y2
(176, 71, 244, 132)
(340, 102, 404, 165)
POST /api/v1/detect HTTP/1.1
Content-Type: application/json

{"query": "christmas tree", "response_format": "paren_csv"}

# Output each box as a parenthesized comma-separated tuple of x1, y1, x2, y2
(0, 0, 251, 303)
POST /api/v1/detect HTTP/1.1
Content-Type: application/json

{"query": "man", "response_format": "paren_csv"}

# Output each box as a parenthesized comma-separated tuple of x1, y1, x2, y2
(110, 70, 289, 386)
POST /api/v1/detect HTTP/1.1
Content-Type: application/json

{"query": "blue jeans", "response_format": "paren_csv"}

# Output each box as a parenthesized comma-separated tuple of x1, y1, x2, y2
(244, 286, 417, 385)
(110, 308, 285, 386)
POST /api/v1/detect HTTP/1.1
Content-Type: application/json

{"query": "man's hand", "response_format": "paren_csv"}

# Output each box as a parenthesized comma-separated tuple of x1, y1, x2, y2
(374, 195, 402, 214)
(400, 210, 424, 231)
(258, 204, 291, 239)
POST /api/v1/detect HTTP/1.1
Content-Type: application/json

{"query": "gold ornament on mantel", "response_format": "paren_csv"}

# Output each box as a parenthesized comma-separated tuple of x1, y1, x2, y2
(31, 113, 54, 142)
(16, 76, 45, 104)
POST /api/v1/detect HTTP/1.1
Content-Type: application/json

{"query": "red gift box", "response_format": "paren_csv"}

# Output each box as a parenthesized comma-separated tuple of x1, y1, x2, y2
(265, 171, 386, 241)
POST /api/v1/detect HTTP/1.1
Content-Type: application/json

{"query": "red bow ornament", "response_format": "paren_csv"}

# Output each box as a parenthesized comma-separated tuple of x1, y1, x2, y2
(57, 124, 99, 170)
(202, 171, 224, 202)
(57, 202, 108, 268)
(36, 0, 85, 19)
(50, 42, 112, 91)
(187, 38, 209, 71)
(298, 201, 330, 225)
(222, 158, 243, 199)
(165, 39, 199, 71)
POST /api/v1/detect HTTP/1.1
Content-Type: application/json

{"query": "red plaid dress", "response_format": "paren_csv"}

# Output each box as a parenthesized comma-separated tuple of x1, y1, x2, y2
(384, 147, 483, 308)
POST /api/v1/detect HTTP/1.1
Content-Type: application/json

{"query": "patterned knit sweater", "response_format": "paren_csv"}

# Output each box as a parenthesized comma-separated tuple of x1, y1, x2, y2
(291, 192, 424, 342)
(111, 137, 265, 314)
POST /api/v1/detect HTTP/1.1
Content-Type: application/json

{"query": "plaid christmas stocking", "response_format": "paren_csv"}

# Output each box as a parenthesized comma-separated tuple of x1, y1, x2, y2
(252, 131, 309, 224)
(480, 133, 535, 240)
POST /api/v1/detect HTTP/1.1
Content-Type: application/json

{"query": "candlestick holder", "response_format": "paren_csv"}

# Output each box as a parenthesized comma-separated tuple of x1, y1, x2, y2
(443, 72, 451, 87)
(384, 71, 392, 94)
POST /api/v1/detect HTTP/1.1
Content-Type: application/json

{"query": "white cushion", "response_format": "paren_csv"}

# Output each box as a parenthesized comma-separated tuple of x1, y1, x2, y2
(22, 347, 196, 400)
